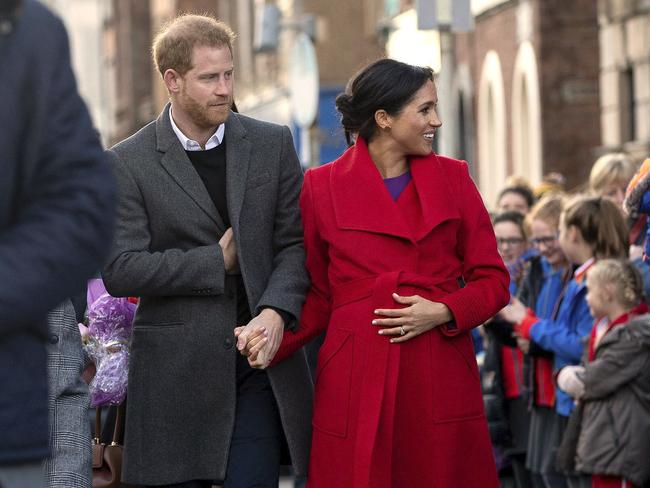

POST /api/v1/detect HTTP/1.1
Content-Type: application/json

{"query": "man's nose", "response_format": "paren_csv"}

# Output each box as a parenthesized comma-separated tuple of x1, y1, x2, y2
(215, 78, 230, 96)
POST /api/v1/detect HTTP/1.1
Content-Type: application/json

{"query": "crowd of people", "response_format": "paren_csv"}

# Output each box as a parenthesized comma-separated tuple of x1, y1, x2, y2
(2, 2, 650, 488)
(483, 153, 650, 488)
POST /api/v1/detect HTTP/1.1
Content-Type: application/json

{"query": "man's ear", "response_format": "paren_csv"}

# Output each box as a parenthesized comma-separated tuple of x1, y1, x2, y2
(163, 69, 182, 94)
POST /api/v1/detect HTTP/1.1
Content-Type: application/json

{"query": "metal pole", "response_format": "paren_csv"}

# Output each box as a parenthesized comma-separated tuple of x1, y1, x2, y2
(438, 25, 456, 157)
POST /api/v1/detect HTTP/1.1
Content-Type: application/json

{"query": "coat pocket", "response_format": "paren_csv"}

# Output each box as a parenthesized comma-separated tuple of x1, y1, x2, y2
(133, 321, 184, 331)
(431, 332, 485, 423)
(312, 328, 354, 438)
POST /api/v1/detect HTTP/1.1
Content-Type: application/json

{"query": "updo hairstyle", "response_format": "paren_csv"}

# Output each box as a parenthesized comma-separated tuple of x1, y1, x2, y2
(335, 58, 434, 146)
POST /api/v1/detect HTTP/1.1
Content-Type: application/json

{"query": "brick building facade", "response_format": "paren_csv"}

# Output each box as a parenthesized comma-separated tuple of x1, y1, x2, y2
(453, 0, 601, 205)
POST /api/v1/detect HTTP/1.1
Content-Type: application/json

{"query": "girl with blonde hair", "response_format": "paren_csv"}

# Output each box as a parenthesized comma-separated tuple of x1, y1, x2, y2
(558, 259, 650, 488)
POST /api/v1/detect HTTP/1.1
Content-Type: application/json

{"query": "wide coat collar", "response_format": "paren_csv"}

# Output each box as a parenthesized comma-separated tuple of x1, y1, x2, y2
(330, 137, 459, 242)
(155, 104, 252, 233)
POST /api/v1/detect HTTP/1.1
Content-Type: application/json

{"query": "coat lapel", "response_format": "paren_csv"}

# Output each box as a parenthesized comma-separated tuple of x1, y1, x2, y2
(409, 152, 460, 241)
(330, 138, 458, 242)
(331, 139, 412, 240)
(224, 114, 252, 232)
(155, 104, 226, 231)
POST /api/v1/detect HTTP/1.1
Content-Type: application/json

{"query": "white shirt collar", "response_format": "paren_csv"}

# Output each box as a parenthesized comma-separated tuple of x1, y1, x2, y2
(169, 106, 225, 151)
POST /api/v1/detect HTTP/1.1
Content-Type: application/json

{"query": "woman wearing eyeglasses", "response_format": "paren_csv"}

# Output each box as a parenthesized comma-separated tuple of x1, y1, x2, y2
(502, 195, 572, 488)
(484, 211, 535, 487)
(487, 197, 573, 488)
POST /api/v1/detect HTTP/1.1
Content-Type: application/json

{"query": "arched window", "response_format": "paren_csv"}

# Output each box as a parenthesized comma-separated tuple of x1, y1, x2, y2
(478, 50, 507, 208)
(511, 41, 542, 186)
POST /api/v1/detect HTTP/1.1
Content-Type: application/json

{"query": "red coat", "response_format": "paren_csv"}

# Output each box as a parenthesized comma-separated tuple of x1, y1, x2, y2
(275, 139, 509, 488)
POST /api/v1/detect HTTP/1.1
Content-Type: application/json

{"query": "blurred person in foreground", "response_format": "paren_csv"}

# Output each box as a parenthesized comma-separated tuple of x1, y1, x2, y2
(241, 58, 510, 488)
(102, 14, 311, 488)
(0, 1, 116, 487)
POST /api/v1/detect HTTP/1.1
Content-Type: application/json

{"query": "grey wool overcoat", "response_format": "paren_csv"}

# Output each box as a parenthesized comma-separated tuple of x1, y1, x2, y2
(102, 105, 313, 486)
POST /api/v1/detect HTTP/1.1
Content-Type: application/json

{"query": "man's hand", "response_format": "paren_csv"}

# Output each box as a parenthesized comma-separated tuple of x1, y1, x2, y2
(219, 227, 240, 274)
(235, 308, 285, 368)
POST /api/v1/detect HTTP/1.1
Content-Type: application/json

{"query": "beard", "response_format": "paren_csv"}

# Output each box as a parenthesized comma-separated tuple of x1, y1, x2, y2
(179, 87, 231, 129)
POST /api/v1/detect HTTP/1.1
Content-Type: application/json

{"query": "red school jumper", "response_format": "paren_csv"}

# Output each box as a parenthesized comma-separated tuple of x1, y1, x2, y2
(274, 139, 510, 488)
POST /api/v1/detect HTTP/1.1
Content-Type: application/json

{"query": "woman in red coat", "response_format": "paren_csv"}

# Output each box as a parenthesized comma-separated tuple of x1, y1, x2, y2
(242, 59, 509, 488)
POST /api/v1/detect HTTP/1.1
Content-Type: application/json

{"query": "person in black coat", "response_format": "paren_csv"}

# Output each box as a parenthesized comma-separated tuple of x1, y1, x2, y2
(0, 1, 115, 486)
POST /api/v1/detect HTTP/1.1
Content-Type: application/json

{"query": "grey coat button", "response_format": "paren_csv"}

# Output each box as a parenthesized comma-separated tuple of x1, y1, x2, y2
(49, 334, 59, 344)
(223, 338, 234, 350)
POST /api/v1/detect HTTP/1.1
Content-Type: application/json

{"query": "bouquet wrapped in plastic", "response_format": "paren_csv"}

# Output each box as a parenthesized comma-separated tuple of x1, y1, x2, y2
(81, 279, 136, 407)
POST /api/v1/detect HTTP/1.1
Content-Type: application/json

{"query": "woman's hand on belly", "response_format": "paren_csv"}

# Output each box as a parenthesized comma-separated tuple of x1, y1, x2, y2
(372, 293, 453, 343)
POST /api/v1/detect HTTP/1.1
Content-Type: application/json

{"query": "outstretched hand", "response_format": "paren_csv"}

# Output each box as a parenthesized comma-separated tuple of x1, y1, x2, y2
(498, 297, 527, 324)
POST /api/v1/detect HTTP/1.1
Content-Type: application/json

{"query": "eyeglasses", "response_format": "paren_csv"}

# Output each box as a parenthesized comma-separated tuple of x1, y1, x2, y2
(529, 235, 558, 247)
(496, 237, 526, 247)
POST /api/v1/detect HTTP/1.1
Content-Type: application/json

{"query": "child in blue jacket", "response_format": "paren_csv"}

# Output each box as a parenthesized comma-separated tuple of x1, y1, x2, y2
(505, 196, 629, 488)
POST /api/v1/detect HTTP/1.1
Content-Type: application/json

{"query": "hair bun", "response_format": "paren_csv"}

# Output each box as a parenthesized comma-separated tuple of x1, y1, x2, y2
(335, 93, 360, 132)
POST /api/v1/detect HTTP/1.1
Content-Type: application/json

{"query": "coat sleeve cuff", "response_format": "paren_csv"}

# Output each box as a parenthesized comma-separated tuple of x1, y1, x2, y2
(517, 314, 538, 340)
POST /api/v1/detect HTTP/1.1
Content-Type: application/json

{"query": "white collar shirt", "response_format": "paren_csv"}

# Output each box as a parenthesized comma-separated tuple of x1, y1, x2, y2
(169, 106, 225, 151)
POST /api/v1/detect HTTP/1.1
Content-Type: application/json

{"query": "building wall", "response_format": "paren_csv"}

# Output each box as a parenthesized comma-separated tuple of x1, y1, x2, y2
(598, 0, 650, 163)
(471, 1, 519, 205)
(42, 0, 115, 145)
(455, 0, 600, 204)
(537, 0, 601, 189)
(302, 0, 384, 87)
(111, 0, 155, 145)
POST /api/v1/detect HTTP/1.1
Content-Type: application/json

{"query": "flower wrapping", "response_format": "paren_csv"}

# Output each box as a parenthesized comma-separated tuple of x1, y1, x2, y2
(83, 279, 136, 407)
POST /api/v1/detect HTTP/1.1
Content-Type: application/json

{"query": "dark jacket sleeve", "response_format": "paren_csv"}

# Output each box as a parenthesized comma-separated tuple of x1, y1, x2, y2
(581, 329, 648, 401)
(253, 126, 309, 326)
(0, 12, 115, 335)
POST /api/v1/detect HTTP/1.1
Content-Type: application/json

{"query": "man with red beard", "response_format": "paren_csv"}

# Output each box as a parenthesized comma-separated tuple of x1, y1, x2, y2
(102, 14, 312, 488)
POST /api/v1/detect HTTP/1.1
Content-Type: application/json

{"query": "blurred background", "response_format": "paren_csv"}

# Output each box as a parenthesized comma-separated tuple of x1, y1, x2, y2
(43, 0, 650, 210)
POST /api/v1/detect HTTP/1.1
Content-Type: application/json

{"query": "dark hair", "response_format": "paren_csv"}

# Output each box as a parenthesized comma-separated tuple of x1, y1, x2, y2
(492, 211, 527, 239)
(335, 58, 434, 146)
(498, 186, 535, 210)
(562, 196, 628, 259)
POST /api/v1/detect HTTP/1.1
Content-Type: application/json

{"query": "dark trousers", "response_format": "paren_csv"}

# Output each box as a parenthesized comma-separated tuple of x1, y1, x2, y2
(149, 354, 283, 488)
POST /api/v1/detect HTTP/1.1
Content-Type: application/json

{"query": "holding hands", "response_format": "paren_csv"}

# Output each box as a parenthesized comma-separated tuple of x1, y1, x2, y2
(236, 293, 454, 368)
(234, 308, 284, 369)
